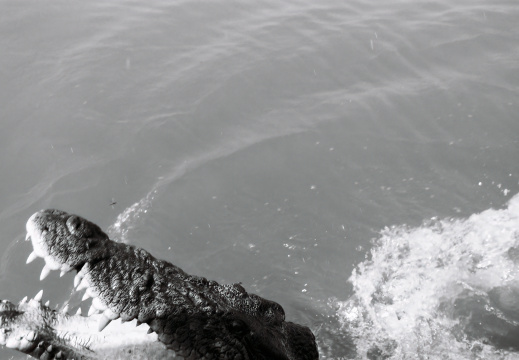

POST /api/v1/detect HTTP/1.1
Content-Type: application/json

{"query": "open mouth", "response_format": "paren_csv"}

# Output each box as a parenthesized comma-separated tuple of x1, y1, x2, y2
(14, 209, 319, 360)
(21, 209, 254, 359)
(25, 210, 123, 332)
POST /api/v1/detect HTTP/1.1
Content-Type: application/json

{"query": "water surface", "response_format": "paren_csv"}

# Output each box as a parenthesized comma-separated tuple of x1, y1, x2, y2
(1, 0, 518, 358)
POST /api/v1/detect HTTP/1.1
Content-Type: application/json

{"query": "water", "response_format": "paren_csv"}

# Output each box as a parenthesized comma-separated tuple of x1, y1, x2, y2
(0, 0, 518, 359)
(340, 195, 519, 359)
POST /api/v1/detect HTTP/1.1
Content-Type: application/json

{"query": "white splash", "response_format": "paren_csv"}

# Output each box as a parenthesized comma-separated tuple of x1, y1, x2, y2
(107, 192, 155, 243)
(338, 193, 519, 359)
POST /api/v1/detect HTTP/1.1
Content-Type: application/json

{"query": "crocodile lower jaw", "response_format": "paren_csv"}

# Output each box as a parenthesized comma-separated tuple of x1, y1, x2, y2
(0, 296, 167, 360)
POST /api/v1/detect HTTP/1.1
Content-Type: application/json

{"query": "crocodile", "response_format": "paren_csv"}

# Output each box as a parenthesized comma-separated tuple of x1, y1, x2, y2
(0, 209, 319, 360)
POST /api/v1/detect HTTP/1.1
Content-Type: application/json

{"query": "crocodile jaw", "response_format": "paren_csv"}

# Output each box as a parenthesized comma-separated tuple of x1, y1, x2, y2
(0, 297, 167, 360)
(26, 210, 120, 332)
(23, 209, 319, 360)
(23, 209, 254, 359)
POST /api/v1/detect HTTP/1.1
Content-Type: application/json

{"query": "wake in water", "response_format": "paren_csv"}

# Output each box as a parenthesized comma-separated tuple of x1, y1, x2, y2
(106, 121, 311, 243)
(338, 194, 519, 359)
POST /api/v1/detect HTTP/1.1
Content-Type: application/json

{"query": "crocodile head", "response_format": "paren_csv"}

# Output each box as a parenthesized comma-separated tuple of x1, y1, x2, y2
(5, 209, 318, 360)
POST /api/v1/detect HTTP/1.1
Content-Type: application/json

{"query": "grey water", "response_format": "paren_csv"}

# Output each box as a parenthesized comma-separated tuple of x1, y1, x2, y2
(1, 0, 518, 359)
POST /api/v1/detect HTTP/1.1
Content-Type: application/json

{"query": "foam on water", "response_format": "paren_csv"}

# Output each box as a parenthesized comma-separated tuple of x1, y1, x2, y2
(338, 194, 519, 359)
(107, 191, 156, 243)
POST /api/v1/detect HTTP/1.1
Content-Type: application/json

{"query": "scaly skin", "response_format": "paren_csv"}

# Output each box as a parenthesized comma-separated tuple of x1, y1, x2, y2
(8, 209, 318, 360)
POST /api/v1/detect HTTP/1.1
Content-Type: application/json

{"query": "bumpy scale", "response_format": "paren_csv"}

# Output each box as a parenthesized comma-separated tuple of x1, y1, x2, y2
(0, 209, 319, 360)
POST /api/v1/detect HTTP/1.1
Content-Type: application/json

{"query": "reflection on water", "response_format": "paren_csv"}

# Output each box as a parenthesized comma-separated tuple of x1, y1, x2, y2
(1, 0, 519, 359)
(339, 194, 519, 359)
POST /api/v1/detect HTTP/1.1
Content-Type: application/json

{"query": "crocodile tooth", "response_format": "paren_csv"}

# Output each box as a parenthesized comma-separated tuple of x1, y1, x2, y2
(81, 287, 99, 301)
(25, 331, 37, 342)
(76, 278, 89, 291)
(92, 297, 107, 312)
(73, 273, 83, 288)
(43, 256, 61, 270)
(56, 351, 63, 359)
(5, 337, 20, 349)
(45, 300, 50, 307)
(103, 308, 120, 320)
(88, 304, 99, 316)
(34, 290, 43, 302)
(87, 286, 100, 298)
(59, 263, 73, 277)
(73, 263, 91, 287)
(77, 262, 91, 276)
(19, 296, 28, 305)
(25, 233, 30, 241)
(98, 315, 112, 332)
(81, 291, 91, 301)
(40, 265, 52, 280)
(147, 328, 154, 334)
(26, 251, 38, 264)
(62, 304, 69, 314)
(76, 307, 82, 316)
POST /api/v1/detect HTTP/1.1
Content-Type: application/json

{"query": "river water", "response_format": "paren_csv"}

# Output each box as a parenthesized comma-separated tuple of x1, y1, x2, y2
(1, 0, 518, 359)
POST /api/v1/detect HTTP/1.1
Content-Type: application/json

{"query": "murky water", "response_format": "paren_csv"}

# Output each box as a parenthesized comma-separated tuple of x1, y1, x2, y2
(1, 0, 518, 358)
